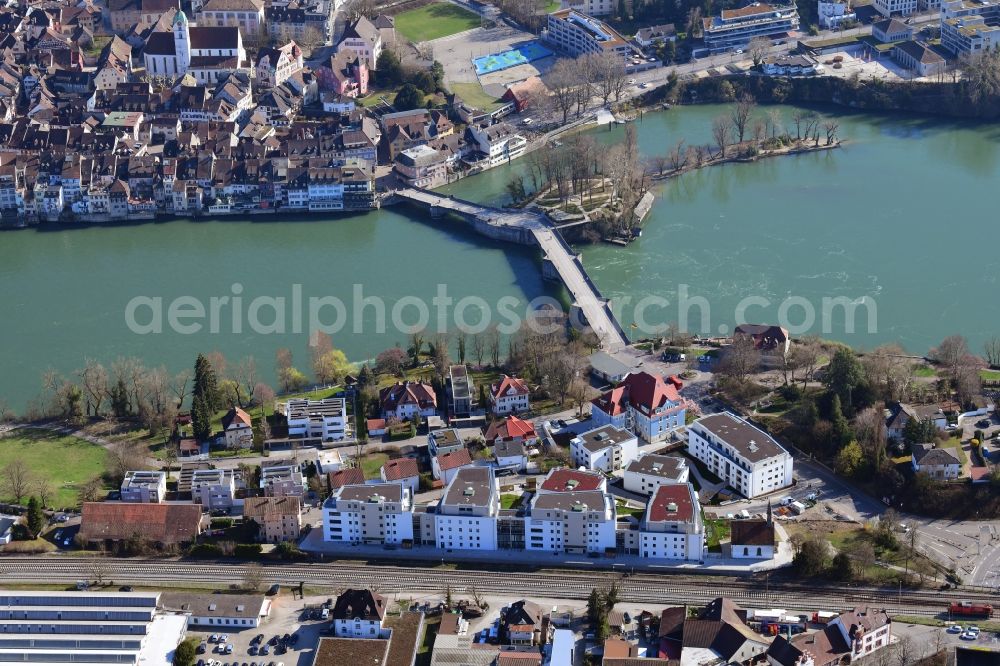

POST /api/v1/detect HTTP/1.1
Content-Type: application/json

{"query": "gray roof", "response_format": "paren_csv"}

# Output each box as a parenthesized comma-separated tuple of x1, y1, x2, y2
(337, 482, 404, 503)
(495, 439, 525, 458)
(160, 593, 266, 618)
(574, 425, 635, 453)
(626, 453, 687, 479)
(913, 445, 960, 467)
(441, 467, 494, 508)
(589, 350, 633, 377)
(430, 428, 462, 448)
(692, 412, 788, 463)
(532, 490, 607, 513)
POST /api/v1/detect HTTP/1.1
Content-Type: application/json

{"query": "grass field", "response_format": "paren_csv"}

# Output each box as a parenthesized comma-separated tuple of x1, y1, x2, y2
(360, 452, 390, 478)
(449, 81, 503, 112)
(0, 429, 108, 508)
(395, 2, 481, 43)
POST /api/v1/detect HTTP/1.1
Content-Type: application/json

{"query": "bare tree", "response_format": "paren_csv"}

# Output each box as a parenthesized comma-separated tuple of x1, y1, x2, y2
(242, 563, 265, 591)
(107, 440, 147, 485)
(854, 406, 888, 471)
(547, 58, 583, 124)
(929, 334, 971, 375)
(79, 359, 108, 417)
(472, 333, 487, 368)
(985, 336, 1000, 367)
(748, 36, 770, 68)
(894, 636, 915, 666)
(667, 140, 687, 172)
(824, 121, 840, 146)
(1, 459, 33, 504)
(712, 115, 732, 158)
(35, 477, 56, 509)
(718, 335, 760, 384)
(89, 558, 111, 587)
(170, 369, 191, 411)
(235, 356, 259, 407)
(730, 92, 756, 144)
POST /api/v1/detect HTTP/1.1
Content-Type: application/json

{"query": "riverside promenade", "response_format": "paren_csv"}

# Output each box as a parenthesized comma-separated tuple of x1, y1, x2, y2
(389, 187, 629, 350)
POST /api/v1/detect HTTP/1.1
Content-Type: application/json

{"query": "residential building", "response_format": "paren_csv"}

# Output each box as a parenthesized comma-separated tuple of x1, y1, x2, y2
(448, 365, 475, 417)
(316, 449, 348, 475)
(701, 3, 800, 53)
(525, 486, 616, 554)
(380, 381, 438, 420)
(331, 589, 389, 638)
(680, 598, 770, 666)
(261, 461, 306, 497)
(0, 591, 186, 666)
(79, 502, 203, 546)
(433, 448, 475, 484)
(885, 401, 948, 440)
(940, 0, 1000, 56)
(762, 54, 821, 75)
(874, 0, 917, 17)
(266, 0, 336, 45)
(190, 468, 236, 510)
(221, 406, 253, 449)
(543, 10, 640, 61)
(590, 371, 687, 443)
(328, 467, 365, 491)
(687, 412, 793, 498)
(243, 496, 302, 542)
(435, 467, 499, 550)
(822, 607, 893, 661)
(893, 40, 946, 76)
(367, 418, 387, 437)
(381, 457, 421, 496)
(624, 453, 689, 495)
(912, 444, 962, 479)
(0, 516, 15, 544)
(323, 482, 414, 544)
(635, 23, 677, 48)
(161, 592, 270, 627)
(120, 470, 167, 503)
(639, 483, 704, 560)
(256, 41, 304, 89)
(818, 0, 856, 28)
(559, 0, 614, 17)
(490, 375, 531, 415)
(731, 515, 775, 559)
(337, 16, 382, 68)
(483, 415, 539, 447)
(394, 144, 449, 188)
(428, 428, 465, 457)
(872, 18, 913, 41)
(143, 11, 250, 85)
(495, 439, 528, 471)
(318, 51, 369, 98)
(503, 600, 545, 645)
(570, 425, 638, 473)
(501, 76, 549, 112)
(464, 123, 527, 169)
(197, 0, 264, 34)
(285, 397, 350, 442)
(589, 350, 636, 383)
(315, 613, 424, 666)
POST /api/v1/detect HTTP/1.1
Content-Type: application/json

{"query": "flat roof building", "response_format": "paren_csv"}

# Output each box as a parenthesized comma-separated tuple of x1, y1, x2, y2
(702, 2, 800, 52)
(120, 470, 167, 503)
(686, 412, 793, 498)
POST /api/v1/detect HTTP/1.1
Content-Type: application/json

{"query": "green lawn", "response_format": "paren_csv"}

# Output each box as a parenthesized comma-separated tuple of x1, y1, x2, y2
(541, 0, 560, 11)
(0, 429, 108, 508)
(501, 493, 524, 509)
(913, 364, 938, 378)
(980, 369, 1000, 381)
(705, 518, 731, 551)
(449, 81, 504, 112)
(395, 2, 481, 43)
(357, 90, 398, 109)
(360, 453, 390, 479)
(615, 501, 644, 518)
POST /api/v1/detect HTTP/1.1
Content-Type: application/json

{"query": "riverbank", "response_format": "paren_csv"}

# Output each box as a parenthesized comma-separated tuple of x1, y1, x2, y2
(648, 139, 841, 183)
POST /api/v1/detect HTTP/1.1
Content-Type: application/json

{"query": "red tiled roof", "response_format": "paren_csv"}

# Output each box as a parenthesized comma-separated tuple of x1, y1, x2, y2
(647, 484, 695, 523)
(490, 375, 530, 401)
(222, 406, 252, 430)
(366, 418, 386, 431)
(730, 519, 775, 546)
(437, 448, 473, 471)
(329, 467, 365, 488)
(79, 502, 202, 544)
(540, 469, 603, 492)
(382, 457, 419, 481)
(380, 381, 437, 412)
(498, 653, 542, 666)
(592, 372, 681, 417)
(483, 415, 537, 442)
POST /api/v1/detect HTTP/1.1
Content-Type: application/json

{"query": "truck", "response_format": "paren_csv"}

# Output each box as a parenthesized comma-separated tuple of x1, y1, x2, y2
(949, 602, 993, 618)
(812, 611, 837, 625)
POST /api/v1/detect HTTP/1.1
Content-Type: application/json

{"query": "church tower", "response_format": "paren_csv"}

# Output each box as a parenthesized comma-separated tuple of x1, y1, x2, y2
(173, 10, 191, 74)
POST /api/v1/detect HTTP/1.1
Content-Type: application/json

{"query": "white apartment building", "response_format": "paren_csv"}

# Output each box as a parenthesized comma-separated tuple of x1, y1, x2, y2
(434, 467, 499, 551)
(323, 482, 414, 544)
(525, 489, 616, 554)
(489, 375, 531, 415)
(686, 412, 793, 499)
(190, 469, 236, 510)
(285, 397, 350, 442)
(428, 428, 465, 457)
(331, 589, 389, 638)
(702, 3, 800, 52)
(874, 0, 916, 17)
(818, 0, 856, 28)
(829, 608, 893, 660)
(543, 10, 638, 60)
(570, 425, 638, 473)
(560, 0, 613, 16)
(623, 454, 689, 496)
(465, 123, 527, 169)
(260, 462, 306, 497)
(120, 470, 167, 503)
(638, 483, 704, 560)
(940, 0, 1000, 56)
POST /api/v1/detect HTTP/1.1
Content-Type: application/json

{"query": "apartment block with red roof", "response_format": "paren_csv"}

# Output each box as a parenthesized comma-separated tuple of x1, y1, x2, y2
(637, 483, 703, 560)
(590, 371, 688, 443)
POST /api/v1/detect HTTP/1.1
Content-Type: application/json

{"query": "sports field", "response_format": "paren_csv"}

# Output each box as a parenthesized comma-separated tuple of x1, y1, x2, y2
(394, 2, 481, 43)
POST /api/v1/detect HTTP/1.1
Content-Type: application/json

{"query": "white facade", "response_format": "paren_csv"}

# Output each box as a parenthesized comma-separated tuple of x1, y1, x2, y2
(435, 468, 499, 551)
(818, 0, 856, 28)
(623, 454, 689, 496)
(285, 397, 349, 441)
(261, 464, 306, 497)
(686, 413, 793, 499)
(120, 471, 167, 503)
(322, 483, 414, 544)
(525, 491, 616, 554)
(570, 425, 638, 473)
(637, 484, 704, 561)
(333, 617, 386, 638)
(874, 0, 916, 17)
(191, 469, 236, 510)
(489, 376, 530, 415)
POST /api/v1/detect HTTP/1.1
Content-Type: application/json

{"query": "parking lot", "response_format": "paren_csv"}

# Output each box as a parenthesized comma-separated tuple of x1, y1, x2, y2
(188, 593, 339, 666)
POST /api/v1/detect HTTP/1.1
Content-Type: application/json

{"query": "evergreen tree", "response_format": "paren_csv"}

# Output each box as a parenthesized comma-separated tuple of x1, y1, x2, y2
(25, 497, 44, 538)
(830, 394, 853, 449)
(478, 384, 488, 410)
(193, 354, 221, 412)
(192, 393, 213, 443)
(110, 377, 129, 417)
(830, 552, 853, 581)
(824, 347, 865, 413)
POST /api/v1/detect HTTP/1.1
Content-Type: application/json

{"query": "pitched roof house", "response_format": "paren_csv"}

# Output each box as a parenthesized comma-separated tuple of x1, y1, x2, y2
(79, 502, 203, 545)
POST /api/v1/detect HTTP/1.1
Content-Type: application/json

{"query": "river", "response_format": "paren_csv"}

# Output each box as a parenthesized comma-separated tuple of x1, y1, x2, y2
(2, 104, 998, 410)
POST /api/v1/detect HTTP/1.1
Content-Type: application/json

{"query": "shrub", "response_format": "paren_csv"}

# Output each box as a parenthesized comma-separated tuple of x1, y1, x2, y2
(234, 543, 263, 558)
(188, 543, 224, 558)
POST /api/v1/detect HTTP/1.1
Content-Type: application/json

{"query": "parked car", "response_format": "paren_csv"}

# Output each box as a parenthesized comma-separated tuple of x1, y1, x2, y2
(976, 419, 992, 428)
(947, 625, 963, 634)
(961, 631, 978, 640)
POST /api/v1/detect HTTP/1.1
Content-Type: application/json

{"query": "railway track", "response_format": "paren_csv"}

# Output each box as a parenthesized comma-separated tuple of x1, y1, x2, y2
(1, 557, 993, 618)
